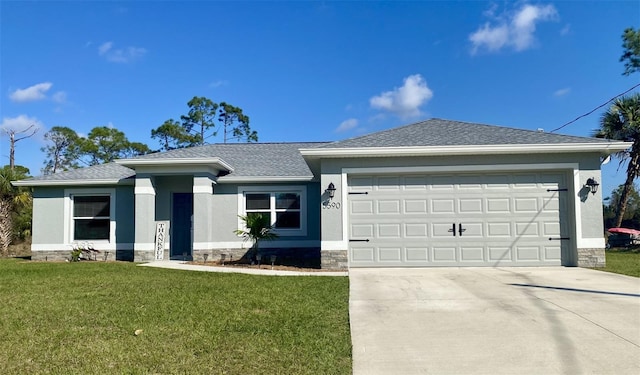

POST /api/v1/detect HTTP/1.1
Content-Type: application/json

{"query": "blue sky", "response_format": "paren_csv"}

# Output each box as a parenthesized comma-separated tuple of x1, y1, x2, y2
(1, 1, 639, 196)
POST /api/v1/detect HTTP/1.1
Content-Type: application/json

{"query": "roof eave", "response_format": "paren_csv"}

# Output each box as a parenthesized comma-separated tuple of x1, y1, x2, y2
(115, 157, 235, 172)
(11, 178, 134, 187)
(217, 176, 316, 183)
(299, 142, 632, 158)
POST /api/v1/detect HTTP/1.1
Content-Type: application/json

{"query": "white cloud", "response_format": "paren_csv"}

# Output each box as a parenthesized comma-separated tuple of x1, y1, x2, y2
(98, 41, 147, 63)
(0, 115, 44, 134)
(370, 74, 433, 118)
(98, 41, 113, 55)
(560, 24, 571, 36)
(469, 3, 558, 54)
(9, 82, 53, 102)
(52, 91, 67, 103)
(209, 80, 228, 88)
(336, 118, 359, 133)
(553, 87, 571, 97)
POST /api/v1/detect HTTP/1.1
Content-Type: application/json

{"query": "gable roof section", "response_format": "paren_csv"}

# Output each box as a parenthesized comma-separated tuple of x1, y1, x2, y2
(13, 142, 328, 186)
(12, 163, 136, 186)
(126, 142, 327, 181)
(301, 118, 630, 158)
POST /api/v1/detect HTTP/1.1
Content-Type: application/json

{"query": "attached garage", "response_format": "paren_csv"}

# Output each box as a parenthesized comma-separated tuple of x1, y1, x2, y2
(300, 118, 631, 269)
(347, 172, 570, 267)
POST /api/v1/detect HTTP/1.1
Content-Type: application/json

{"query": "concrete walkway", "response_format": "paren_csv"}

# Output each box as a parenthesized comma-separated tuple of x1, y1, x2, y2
(139, 260, 348, 276)
(349, 267, 640, 375)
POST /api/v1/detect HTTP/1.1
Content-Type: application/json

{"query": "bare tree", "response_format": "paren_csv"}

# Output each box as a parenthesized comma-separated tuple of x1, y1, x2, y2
(2, 125, 38, 171)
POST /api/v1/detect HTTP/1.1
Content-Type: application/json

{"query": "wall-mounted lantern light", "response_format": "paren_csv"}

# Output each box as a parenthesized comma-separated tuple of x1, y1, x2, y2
(326, 182, 336, 199)
(585, 178, 599, 195)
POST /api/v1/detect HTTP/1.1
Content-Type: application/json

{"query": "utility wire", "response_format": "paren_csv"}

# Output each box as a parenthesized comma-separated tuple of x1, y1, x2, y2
(550, 82, 640, 133)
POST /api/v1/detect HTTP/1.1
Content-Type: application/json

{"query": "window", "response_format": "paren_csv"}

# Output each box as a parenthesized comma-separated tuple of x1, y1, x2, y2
(239, 186, 307, 236)
(65, 189, 116, 244)
(73, 195, 111, 240)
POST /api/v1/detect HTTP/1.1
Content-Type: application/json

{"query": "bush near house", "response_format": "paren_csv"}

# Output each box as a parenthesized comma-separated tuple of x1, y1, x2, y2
(0, 260, 352, 374)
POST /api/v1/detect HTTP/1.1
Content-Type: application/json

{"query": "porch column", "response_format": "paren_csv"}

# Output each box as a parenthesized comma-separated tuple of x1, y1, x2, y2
(134, 175, 156, 262)
(192, 174, 214, 260)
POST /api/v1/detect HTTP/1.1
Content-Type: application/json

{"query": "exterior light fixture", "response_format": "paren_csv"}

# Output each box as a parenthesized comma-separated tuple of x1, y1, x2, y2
(585, 178, 599, 195)
(326, 183, 336, 199)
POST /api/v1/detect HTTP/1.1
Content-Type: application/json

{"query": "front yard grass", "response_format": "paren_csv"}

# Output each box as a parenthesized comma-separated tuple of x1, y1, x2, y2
(601, 248, 640, 277)
(0, 259, 351, 374)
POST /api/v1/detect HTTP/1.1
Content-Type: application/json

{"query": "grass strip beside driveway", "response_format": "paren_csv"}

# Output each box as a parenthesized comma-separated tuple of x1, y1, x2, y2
(601, 248, 640, 277)
(0, 259, 351, 374)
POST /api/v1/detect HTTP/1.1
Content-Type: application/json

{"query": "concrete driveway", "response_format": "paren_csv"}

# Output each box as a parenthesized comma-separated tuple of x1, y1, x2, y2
(349, 267, 640, 375)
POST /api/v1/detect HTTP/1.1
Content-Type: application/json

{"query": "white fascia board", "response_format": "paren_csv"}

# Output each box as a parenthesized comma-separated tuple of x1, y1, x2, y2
(299, 142, 632, 158)
(218, 176, 315, 183)
(12, 179, 132, 187)
(116, 157, 235, 172)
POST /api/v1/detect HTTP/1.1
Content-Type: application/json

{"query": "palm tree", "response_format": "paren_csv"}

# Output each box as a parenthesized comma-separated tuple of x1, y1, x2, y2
(0, 166, 31, 256)
(595, 93, 640, 228)
(234, 213, 278, 262)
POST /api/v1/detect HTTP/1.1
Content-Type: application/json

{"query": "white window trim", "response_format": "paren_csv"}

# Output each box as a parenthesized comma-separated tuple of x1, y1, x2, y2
(64, 188, 116, 245)
(237, 185, 307, 237)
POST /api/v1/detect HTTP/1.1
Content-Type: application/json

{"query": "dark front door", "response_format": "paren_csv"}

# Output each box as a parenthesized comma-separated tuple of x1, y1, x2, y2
(171, 193, 193, 260)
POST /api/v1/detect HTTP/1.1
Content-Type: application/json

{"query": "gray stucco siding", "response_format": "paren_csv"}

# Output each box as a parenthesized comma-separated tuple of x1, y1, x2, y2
(31, 187, 66, 246)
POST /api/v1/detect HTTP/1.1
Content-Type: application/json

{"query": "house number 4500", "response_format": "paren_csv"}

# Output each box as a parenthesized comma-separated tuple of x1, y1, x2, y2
(322, 201, 341, 209)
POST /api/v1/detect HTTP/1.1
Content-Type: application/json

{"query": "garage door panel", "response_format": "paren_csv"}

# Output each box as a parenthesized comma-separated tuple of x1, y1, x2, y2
(543, 222, 561, 236)
(459, 198, 483, 213)
(348, 172, 568, 267)
(432, 199, 455, 213)
(516, 246, 540, 261)
(545, 245, 562, 260)
(433, 223, 456, 237)
(460, 222, 483, 237)
(378, 224, 401, 238)
(351, 224, 374, 237)
(516, 222, 540, 236)
(515, 198, 538, 212)
(351, 200, 374, 214)
(461, 246, 484, 261)
(405, 223, 428, 238)
(404, 176, 427, 189)
(433, 247, 456, 261)
(406, 247, 429, 261)
(487, 198, 510, 212)
(377, 176, 400, 190)
(378, 200, 401, 213)
(489, 247, 512, 261)
(379, 247, 402, 261)
(351, 247, 375, 262)
(487, 222, 511, 237)
(404, 199, 428, 213)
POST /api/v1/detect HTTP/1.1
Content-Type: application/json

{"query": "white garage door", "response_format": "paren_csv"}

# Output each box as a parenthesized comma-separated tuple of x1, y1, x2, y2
(348, 173, 570, 267)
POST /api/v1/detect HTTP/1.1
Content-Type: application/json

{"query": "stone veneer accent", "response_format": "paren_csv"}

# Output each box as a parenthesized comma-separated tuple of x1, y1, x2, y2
(31, 249, 130, 262)
(577, 248, 606, 268)
(321, 250, 348, 270)
(193, 247, 323, 269)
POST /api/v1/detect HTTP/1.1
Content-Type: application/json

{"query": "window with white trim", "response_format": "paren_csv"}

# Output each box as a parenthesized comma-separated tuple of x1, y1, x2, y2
(71, 194, 112, 241)
(64, 188, 116, 246)
(239, 186, 307, 236)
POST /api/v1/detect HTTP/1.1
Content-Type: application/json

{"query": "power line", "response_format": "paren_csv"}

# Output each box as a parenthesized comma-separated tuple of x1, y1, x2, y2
(550, 82, 640, 133)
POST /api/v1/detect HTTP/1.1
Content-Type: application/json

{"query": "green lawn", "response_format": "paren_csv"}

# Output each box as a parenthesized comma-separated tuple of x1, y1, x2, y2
(601, 248, 640, 277)
(0, 259, 351, 374)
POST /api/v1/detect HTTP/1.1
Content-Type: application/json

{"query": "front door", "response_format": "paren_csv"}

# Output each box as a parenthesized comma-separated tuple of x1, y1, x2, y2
(171, 193, 193, 260)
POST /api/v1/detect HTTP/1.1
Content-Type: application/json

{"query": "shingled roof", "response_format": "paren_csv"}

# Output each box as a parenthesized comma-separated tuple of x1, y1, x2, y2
(320, 118, 612, 148)
(14, 142, 327, 185)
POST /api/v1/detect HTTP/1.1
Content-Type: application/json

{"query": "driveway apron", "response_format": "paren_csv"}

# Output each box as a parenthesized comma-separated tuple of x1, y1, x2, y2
(349, 267, 640, 375)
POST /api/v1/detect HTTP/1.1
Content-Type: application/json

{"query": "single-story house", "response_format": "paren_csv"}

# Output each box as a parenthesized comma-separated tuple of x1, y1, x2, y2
(13, 119, 631, 269)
